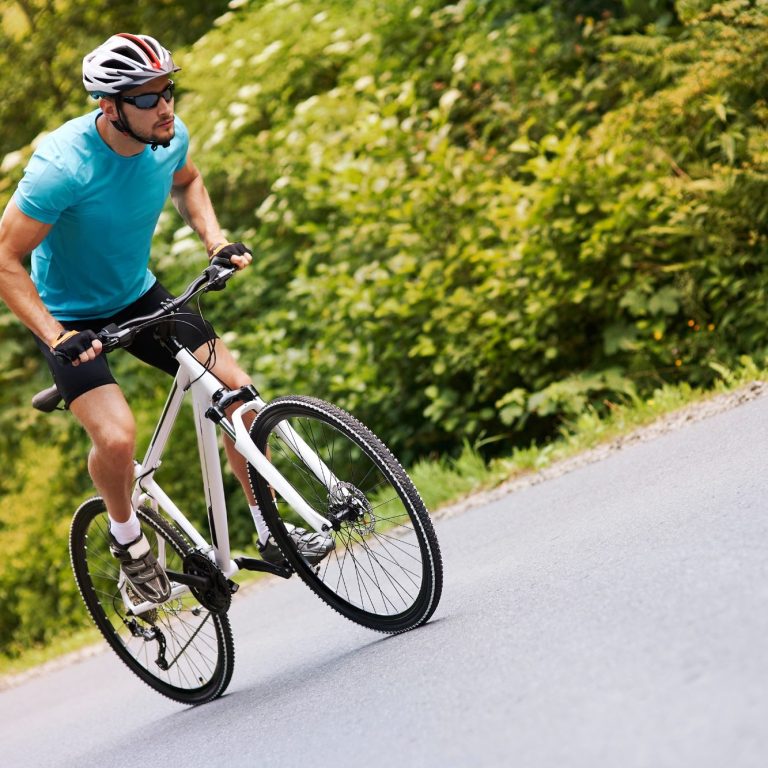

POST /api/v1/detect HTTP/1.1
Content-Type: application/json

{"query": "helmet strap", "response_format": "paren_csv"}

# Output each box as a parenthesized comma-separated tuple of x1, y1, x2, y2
(113, 98, 170, 151)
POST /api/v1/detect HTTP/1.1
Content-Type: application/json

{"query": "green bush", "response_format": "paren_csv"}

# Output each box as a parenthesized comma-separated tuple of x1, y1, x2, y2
(166, 0, 768, 458)
(3, 0, 768, 654)
(0, 443, 88, 657)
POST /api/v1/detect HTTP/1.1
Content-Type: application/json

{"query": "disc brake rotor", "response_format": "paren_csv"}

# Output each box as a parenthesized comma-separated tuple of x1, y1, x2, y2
(328, 481, 376, 534)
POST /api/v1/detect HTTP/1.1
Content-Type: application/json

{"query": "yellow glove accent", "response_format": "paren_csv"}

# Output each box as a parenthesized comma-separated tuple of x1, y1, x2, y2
(209, 242, 230, 259)
(50, 330, 78, 348)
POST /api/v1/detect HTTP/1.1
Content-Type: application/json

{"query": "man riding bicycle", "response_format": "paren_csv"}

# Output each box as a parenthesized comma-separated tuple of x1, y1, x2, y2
(0, 33, 332, 604)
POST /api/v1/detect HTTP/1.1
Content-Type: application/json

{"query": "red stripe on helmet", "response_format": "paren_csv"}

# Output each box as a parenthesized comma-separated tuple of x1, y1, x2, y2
(116, 32, 163, 70)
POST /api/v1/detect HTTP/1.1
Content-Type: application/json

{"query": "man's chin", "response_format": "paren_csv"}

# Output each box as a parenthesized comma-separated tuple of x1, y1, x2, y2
(150, 127, 175, 145)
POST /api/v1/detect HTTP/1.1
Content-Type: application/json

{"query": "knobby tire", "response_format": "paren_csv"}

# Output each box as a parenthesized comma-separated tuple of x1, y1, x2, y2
(247, 396, 443, 633)
(69, 497, 234, 705)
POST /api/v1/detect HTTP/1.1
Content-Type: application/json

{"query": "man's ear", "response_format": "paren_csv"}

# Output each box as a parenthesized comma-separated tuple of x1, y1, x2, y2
(100, 97, 118, 120)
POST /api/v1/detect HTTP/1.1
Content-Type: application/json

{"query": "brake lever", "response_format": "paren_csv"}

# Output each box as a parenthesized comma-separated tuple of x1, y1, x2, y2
(97, 323, 133, 351)
(204, 259, 236, 292)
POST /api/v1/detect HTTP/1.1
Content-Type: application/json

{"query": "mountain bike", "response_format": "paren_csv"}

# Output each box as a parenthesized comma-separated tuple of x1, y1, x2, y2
(32, 259, 443, 705)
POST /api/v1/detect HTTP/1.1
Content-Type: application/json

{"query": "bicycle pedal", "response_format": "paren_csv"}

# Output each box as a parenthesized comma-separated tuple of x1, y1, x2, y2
(227, 579, 239, 594)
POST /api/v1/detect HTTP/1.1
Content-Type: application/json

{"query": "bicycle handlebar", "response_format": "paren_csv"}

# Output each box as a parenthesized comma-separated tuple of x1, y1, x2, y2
(53, 258, 237, 363)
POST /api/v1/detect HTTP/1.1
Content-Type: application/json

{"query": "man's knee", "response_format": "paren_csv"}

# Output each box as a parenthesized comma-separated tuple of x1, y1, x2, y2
(93, 421, 136, 460)
(71, 384, 136, 460)
(225, 364, 251, 390)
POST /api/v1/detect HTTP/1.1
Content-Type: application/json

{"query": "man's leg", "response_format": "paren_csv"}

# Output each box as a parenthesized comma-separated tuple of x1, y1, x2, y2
(196, 340, 334, 564)
(192, 340, 256, 504)
(69, 384, 136, 523)
(70, 383, 170, 602)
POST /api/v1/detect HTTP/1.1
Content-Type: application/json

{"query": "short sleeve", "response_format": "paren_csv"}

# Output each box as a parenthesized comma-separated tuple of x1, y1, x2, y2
(13, 150, 76, 225)
(173, 116, 190, 172)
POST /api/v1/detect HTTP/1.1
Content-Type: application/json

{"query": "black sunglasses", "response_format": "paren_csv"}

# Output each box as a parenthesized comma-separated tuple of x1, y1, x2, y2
(121, 81, 175, 110)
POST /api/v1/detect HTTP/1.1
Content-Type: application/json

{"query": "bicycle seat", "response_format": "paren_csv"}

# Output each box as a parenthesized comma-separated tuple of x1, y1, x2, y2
(32, 384, 63, 412)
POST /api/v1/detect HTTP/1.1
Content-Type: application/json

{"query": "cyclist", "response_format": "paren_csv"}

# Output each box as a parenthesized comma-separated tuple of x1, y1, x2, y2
(0, 33, 332, 604)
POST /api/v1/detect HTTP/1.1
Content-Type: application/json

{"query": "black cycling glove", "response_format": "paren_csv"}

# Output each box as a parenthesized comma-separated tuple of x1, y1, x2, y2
(51, 329, 99, 365)
(209, 241, 252, 266)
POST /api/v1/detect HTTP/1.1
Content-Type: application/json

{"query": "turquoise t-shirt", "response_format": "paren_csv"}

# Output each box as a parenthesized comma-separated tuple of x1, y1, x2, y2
(13, 109, 189, 320)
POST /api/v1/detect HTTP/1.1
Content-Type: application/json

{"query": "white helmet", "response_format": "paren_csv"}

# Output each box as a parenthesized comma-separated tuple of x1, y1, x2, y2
(83, 33, 180, 96)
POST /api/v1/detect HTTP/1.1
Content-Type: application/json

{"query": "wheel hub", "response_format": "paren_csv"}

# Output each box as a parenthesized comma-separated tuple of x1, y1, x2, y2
(327, 482, 376, 534)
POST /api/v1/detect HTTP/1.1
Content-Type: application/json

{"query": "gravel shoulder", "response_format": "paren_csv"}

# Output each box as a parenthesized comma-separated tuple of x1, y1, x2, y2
(432, 379, 768, 521)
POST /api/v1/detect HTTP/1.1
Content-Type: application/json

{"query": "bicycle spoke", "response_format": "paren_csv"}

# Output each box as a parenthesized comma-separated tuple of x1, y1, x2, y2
(249, 397, 442, 632)
(71, 499, 232, 702)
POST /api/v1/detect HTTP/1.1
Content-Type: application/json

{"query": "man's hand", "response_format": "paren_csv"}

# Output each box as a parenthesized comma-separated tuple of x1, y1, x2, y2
(51, 329, 103, 367)
(209, 242, 253, 270)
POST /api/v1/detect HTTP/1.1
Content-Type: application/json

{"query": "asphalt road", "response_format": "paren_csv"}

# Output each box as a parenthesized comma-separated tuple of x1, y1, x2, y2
(2, 394, 768, 768)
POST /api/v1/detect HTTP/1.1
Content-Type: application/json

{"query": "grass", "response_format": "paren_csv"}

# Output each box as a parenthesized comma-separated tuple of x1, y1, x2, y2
(2, 358, 765, 681)
(0, 626, 102, 683)
(411, 357, 767, 513)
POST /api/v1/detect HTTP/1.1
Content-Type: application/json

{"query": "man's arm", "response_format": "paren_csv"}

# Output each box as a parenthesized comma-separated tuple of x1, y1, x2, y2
(0, 201, 102, 366)
(0, 200, 64, 343)
(171, 158, 252, 269)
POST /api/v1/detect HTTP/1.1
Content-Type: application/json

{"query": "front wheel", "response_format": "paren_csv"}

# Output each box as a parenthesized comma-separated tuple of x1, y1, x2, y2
(69, 498, 235, 705)
(248, 396, 443, 633)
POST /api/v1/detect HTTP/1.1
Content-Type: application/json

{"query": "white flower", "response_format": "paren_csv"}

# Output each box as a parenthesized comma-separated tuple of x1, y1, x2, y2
(205, 119, 229, 149)
(452, 53, 468, 73)
(211, 52, 227, 67)
(354, 76, 374, 91)
(0, 150, 23, 173)
(31, 130, 49, 150)
(237, 83, 263, 99)
(251, 41, 283, 66)
(324, 41, 353, 55)
(439, 88, 462, 111)
(228, 102, 249, 117)
(295, 95, 319, 115)
(256, 195, 276, 217)
(171, 237, 197, 255)
(214, 12, 235, 27)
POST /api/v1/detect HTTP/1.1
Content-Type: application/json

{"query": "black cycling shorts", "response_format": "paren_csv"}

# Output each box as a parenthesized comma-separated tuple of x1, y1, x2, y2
(34, 281, 218, 407)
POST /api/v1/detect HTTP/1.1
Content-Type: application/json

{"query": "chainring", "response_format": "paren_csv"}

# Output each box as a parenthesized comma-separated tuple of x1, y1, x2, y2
(183, 551, 232, 614)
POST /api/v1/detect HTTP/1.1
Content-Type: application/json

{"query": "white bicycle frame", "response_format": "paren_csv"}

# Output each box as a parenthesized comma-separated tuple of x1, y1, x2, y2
(126, 344, 338, 613)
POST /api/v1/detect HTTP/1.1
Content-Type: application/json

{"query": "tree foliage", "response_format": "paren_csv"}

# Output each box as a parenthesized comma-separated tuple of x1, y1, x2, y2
(164, 0, 768, 456)
(3, 0, 768, 654)
(0, 0, 231, 157)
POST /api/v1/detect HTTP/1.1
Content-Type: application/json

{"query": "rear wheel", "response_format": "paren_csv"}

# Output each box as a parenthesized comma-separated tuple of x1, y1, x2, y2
(69, 498, 234, 705)
(248, 396, 443, 633)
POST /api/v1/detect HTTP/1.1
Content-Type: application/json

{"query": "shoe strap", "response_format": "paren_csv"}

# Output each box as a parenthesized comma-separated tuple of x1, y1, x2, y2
(124, 533, 150, 559)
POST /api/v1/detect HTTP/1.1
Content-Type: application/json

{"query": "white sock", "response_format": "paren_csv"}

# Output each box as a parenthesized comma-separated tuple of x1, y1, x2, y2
(110, 510, 141, 545)
(249, 504, 270, 544)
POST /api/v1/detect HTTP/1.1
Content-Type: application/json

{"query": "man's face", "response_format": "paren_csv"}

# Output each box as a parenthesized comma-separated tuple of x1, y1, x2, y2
(114, 75, 175, 145)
